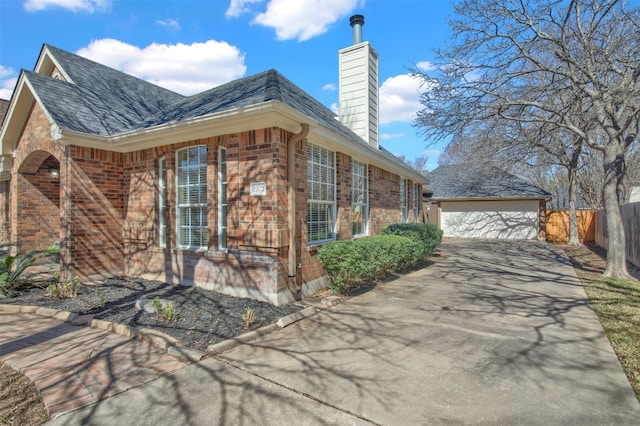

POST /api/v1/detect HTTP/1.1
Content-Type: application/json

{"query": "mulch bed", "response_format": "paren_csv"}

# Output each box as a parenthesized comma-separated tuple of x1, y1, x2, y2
(2, 276, 304, 351)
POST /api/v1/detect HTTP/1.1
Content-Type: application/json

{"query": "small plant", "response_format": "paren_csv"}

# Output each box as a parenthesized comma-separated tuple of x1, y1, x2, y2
(152, 296, 176, 322)
(47, 275, 81, 299)
(0, 243, 50, 298)
(242, 307, 256, 329)
(46, 245, 60, 254)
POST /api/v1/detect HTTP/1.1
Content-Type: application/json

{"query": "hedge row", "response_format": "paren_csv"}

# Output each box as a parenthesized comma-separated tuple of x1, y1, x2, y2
(380, 222, 443, 258)
(317, 223, 443, 294)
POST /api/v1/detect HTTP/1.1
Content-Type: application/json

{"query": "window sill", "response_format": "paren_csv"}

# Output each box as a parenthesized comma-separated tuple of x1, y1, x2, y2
(306, 239, 335, 252)
(351, 234, 369, 240)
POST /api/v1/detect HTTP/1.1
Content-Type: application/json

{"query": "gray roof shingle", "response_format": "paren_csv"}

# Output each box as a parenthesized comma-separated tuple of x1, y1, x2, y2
(0, 99, 9, 126)
(26, 45, 422, 179)
(41, 44, 185, 136)
(427, 164, 550, 199)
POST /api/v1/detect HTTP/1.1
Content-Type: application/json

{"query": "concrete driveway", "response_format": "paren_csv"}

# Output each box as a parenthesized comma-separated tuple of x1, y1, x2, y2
(218, 239, 640, 425)
(49, 239, 640, 425)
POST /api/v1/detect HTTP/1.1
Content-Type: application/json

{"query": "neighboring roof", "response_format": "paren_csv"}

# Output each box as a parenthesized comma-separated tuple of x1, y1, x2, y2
(10, 44, 423, 181)
(427, 164, 551, 200)
(0, 99, 8, 125)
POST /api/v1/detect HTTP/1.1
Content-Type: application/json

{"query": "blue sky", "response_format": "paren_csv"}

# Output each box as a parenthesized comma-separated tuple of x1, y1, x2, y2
(0, 0, 455, 170)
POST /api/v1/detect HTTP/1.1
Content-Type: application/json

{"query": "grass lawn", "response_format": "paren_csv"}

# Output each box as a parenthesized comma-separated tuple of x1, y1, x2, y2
(563, 243, 640, 401)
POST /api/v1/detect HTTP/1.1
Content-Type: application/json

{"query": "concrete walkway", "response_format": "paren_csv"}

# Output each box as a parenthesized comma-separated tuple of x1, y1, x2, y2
(0, 313, 187, 417)
(7, 240, 640, 425)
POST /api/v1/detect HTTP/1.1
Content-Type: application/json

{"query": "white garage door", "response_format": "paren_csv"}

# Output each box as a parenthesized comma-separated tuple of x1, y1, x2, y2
(440, 200, 540, 239)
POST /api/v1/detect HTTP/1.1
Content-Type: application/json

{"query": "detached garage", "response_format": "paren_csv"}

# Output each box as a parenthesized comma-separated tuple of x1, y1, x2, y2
(426, 165, 551, 240)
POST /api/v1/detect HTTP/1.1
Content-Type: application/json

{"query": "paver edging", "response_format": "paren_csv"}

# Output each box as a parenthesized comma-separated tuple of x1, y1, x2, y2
(0, 303, 206, 362)
(0, 303, 321, 361)
(207, 305, 318, 354)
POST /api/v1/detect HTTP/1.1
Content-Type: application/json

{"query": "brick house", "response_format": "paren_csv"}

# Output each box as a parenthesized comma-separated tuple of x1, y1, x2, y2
(0, 16, 427, 305)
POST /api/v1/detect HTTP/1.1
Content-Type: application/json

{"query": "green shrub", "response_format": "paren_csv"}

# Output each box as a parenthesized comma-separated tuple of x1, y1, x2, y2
(381, 222, 443, 257)
(0, 243, 50, 298)
(317, 234, 424, 294)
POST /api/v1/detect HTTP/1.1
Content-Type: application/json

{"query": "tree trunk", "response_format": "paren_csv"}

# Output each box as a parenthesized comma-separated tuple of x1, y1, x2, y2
(601, 146, 631, 279)
(567, 164, 581, 245)
(567, 140, 583, 246)
(616, 156, 629, 205)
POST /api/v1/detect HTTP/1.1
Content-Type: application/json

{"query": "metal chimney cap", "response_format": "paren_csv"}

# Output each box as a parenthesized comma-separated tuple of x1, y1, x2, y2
(350, 14, 365, 27)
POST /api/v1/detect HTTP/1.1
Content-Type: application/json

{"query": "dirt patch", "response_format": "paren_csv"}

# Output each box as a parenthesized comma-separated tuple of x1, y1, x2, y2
(0, 362, 49, 425)
(563, 242, 640, 281)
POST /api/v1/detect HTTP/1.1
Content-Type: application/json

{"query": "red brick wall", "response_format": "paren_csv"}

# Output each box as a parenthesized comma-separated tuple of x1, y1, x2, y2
(11, 103, 64, 254)
(67, 146, 125, 279)
(124, 129, 294, 304)
(9, 101, 423, 304)
(369, 165, 401, 235)
(335, 152, 352, 240)
(15, 156, 60, 251)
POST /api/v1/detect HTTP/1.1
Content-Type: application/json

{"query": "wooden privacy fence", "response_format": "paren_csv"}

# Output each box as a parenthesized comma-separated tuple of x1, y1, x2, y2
(595, 202, 640, 269)
(546, 210, 595, 243)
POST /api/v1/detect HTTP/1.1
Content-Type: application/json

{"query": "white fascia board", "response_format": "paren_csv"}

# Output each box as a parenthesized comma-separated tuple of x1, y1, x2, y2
(0, 74, 59, 155)
(34, 46, 73, 82)
(61, 101, 312, 153)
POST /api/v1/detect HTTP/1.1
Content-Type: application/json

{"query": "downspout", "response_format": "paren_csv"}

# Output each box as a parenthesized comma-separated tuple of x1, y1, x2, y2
(287, 123, 310, 299)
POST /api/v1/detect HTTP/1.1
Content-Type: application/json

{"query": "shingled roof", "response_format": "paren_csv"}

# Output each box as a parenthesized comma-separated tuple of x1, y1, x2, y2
(427, 164, 550, 199)
(28, 45, 185, 136)
(22, 44, 419, 178)
(0, 99, 8, 126)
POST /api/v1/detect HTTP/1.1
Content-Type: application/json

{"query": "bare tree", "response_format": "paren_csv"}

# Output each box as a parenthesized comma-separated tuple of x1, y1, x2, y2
(413, 0, 640, 279)
(397, 154, 430, 175)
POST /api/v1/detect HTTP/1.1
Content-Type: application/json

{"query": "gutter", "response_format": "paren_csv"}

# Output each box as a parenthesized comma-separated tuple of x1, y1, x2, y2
(287, 123, 310, 299)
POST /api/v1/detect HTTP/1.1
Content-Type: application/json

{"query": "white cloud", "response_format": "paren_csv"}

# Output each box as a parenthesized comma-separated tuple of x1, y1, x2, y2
(76, 39, 247, 96)
(379, 73, 422, 125)
(330, 102, 339, 116)
(24, 0, 111, 13)
(0, 66, 14, 79)
(251, 0, 364, 41)
(322, 83, 336, 91)
(380, 132, 406, 140)
(416, 61, 436, 72)
(226, 0, 264, 17)
(0, 66, 17, 100)
(156, 18, 181, 31)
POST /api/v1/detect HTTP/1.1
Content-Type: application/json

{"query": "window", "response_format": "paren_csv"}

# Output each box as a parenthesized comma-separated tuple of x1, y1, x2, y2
(158, 157, 167, 247)
(351, 160, 368, 236)
(400, 178, 408, 223)
(218, 146, 228, 250)
(307, 143, 335, 243)
(413, 183, 419, 223)
(176, 146, 208, 249)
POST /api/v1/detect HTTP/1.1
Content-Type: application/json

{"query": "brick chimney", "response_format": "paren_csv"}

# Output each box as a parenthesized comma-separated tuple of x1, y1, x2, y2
(338, 14, 379, 149)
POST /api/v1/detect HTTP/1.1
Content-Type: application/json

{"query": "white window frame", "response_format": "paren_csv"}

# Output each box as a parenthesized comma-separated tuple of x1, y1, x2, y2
(218, 146, 228, 251)
(307, 143, 336, 244)
(158, 156, 167, 248)
(351, 159, 368, 236)
(176, 146, 208, 249)
(413, 183, 419, 223)
(400, 178, 408, 223)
